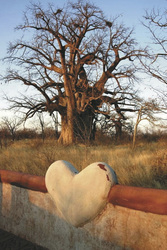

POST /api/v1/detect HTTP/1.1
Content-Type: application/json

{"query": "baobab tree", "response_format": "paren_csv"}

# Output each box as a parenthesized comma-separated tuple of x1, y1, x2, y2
(4, 1, 146, 144)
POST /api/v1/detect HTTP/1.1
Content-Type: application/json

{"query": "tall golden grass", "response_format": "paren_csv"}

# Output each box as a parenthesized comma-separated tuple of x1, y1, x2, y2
(0, 138, 166, 189)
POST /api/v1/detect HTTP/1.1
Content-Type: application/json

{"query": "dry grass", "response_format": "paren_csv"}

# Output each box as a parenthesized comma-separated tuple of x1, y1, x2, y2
(0, 139, 166, 189)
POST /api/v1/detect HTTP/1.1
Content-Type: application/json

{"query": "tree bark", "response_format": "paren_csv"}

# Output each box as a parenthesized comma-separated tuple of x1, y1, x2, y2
(58, 108, 95, 145)
(73, 109, 95, 143)
(58, 111, 74, 145)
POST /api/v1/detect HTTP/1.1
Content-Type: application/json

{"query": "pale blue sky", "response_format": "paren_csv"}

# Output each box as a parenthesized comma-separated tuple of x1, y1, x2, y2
(0, 0, 167, 116)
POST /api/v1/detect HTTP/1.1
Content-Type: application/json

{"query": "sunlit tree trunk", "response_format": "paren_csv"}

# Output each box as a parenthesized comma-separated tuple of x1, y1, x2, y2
(58, 112, 74, 145)
(132, 108, 142, 149)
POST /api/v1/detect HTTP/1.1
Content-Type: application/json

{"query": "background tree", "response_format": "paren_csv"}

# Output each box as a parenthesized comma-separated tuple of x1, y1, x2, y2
(132, 100, 161, 149)
(37, 112, 46, 142)
(51, 112, 59, 139)
(142, 8, 167, 124)
(0, 127, 10, 148)
(1, 116, 22, 141)
(97, 90, 140, 142)
(4, 0, 146, 144)
(142, 8, 167, 85)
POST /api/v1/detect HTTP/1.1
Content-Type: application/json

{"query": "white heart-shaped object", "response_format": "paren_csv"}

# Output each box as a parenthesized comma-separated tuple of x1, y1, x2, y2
(45, 160, 117, 227)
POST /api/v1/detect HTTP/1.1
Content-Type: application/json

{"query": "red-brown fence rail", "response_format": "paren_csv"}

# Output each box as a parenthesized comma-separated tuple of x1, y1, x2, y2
(0, 169, 167, 215)
(108, 185, 167, 215)
(0, 169, 47, 193)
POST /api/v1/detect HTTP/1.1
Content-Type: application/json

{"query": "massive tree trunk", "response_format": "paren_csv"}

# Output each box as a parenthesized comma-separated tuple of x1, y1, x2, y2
(58, 108, 95, 145)
(58, 98, 75, 145)
(73, 109, 95, 143)
(58, 113, 74, 145)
